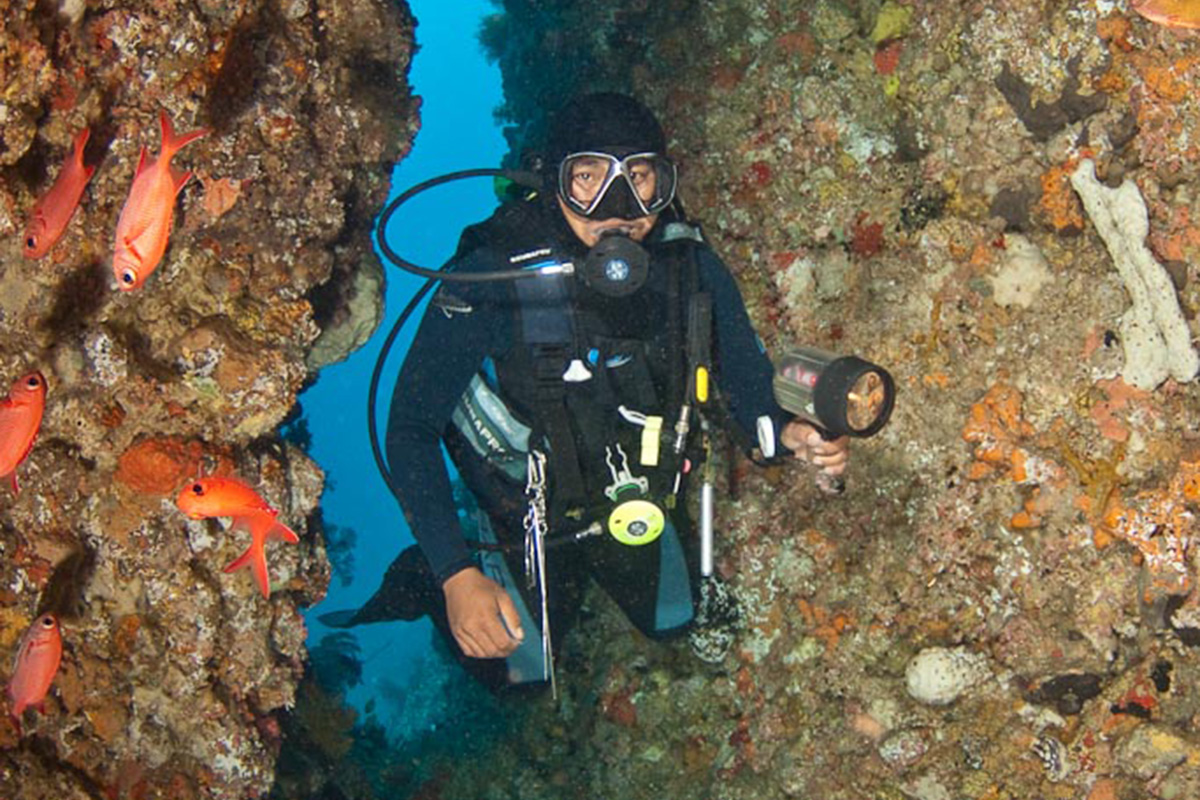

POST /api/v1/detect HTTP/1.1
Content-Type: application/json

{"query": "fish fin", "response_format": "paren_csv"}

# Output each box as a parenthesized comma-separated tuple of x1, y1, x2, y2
(9, 472, 18, 496)
(317, 610, 359, 628)
(134, 146, 150, 178)
(246, 509, 298, 544)
(270, 520, 300, 544)
(159, 111, 172, 143)
(223, 545, 253, 574)
(229, 516, 273, 598)
(72, 128, 96, 182)
(160, 111, 209, 159)
(223, 542, 271, 598)
(71, 128, 90, 164)
(121, 235, 147, 264)
(171, 167, 194, 195)
(251, 549, 271, 598)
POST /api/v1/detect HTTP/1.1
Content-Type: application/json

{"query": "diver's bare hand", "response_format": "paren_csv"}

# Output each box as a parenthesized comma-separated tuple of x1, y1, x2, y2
(781, 420, 850, 476)
(442, 567, 525, 659)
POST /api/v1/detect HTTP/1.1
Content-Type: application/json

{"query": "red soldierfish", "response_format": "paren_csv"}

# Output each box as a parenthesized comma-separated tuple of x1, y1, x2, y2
(22, 128, 96, 259)
(0, 371, 47, 495)
(175, 476, 300, 598)
(1132, 0, 1200, 29)
(7, 614, 63, 730)
(112, 112, 208, 291)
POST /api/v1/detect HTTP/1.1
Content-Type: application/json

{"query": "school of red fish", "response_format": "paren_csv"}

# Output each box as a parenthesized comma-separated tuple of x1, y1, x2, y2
(7, 0, 1190, 745)
(5, 111, 297, 733)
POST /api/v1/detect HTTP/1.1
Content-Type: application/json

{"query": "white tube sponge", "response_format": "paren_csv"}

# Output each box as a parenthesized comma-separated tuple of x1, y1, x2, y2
(1070, 159, 1198, 390)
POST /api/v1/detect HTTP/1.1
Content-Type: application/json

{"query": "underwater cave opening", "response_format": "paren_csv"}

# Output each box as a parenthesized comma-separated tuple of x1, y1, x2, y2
(281, 0, 510, 781)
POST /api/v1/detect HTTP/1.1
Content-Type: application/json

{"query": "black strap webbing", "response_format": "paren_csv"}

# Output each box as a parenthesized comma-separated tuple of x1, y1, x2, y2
(529, 344, 586, 509)
(515, 273, 588, 511)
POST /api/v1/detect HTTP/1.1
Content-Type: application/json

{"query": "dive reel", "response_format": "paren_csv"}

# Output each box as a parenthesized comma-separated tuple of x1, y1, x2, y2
(771, 346, 896, 492)
(601, 444, 665, 546)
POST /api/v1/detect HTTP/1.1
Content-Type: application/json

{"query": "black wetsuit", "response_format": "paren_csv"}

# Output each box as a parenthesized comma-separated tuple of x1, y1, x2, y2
(384, 201, 790, 687)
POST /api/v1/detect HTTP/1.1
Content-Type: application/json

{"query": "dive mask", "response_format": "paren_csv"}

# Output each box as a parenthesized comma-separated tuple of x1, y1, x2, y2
(558, 151, 677, 220)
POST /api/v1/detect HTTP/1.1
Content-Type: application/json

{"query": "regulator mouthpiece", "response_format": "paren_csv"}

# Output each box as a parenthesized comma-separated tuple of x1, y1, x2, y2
(773, 347, 895, 439)
(581, 229, 649, 297)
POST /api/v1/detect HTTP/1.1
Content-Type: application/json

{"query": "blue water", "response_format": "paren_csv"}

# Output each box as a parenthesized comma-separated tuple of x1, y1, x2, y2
(300, 0, 506, 735)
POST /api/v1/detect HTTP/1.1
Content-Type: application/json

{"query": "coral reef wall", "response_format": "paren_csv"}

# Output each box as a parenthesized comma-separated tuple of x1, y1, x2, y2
(429, 2, 1200, 799)
(0, 0, 416, 796)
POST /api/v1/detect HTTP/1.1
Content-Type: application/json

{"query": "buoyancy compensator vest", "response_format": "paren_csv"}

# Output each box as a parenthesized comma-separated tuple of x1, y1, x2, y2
(440, 197, 713, 547)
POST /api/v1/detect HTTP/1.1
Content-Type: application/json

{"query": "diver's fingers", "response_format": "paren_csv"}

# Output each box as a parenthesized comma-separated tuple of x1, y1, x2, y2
(456, 606, 512, 658)
(443, 567, 513, 658)
(811, 436, 849, 467)
(814, 459, 847, 476)
(453, 624, 486, 659)
(446, 601, 487, 658)
(809, 434, 849, 455)
(466, 618, 509, 658)
(812, 448, 849, 473)
(496, 592, 525, 644)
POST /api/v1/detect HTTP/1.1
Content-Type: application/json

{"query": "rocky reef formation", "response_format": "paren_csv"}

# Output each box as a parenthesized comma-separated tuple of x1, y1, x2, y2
(409, 2, 1200, 799)
(0, 0, 416, 796)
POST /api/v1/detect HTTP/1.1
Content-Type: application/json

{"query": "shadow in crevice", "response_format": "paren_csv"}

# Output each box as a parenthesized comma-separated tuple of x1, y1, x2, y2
(38, 259, 110, 347)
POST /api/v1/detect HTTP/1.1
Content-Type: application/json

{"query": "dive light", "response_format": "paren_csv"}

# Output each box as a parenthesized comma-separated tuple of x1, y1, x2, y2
(772, 346, 895, 492)
(772, 347, 895, 439)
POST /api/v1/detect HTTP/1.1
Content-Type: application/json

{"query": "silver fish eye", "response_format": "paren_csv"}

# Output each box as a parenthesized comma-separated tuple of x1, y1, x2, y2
(26, 376, 40, 388)
(39, 615, 54, 627)
(121, 269, 136, 285)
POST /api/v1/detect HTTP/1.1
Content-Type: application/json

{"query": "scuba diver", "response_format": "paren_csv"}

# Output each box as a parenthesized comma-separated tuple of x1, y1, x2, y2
(321, 92, 849, 692)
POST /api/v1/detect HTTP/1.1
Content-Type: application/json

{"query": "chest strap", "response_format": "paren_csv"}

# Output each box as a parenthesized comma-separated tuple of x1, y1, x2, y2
(515, 272, 588, 512)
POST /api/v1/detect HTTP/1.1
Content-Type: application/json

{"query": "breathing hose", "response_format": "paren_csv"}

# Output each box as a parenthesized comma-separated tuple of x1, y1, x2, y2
(368, 168, 546, 493)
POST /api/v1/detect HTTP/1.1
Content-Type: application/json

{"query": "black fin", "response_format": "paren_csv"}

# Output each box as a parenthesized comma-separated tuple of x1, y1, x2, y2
(317, 609, 360, 629)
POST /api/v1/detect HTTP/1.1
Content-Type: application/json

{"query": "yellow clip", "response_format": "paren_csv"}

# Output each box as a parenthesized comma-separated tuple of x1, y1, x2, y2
(695, 366, 709, 403)
(641, 416, 662, 466)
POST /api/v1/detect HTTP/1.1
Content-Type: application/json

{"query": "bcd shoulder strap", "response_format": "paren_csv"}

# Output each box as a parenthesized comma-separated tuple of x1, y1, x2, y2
(512, 271, 589, 511)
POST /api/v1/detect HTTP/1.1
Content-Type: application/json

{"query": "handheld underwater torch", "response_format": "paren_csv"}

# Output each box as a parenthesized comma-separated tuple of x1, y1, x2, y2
(772, 346, 896, 494)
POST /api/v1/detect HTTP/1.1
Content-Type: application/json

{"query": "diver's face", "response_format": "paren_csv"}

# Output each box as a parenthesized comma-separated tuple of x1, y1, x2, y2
(557, 197, 659, 247)
(557, 153, 661, 247)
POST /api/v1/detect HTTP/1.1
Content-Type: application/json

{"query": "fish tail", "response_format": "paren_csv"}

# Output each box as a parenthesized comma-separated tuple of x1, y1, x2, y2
(159, 111, 209, 159)
(246, 511, 298, 544)
(170, 168, 194, 195)
(134, 146, 149, 178)
(72, 128, 95, 180)
(271, 520, 300, 544)
(224, 541, 271, 599)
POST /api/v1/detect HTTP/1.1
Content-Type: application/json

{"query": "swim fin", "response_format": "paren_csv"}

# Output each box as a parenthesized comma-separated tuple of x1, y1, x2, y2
(317, 609, 359, 628)
(317, 545, 438, 628)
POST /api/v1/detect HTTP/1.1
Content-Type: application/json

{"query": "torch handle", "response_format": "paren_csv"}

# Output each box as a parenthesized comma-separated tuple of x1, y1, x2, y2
(815, 427, 846, 495)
